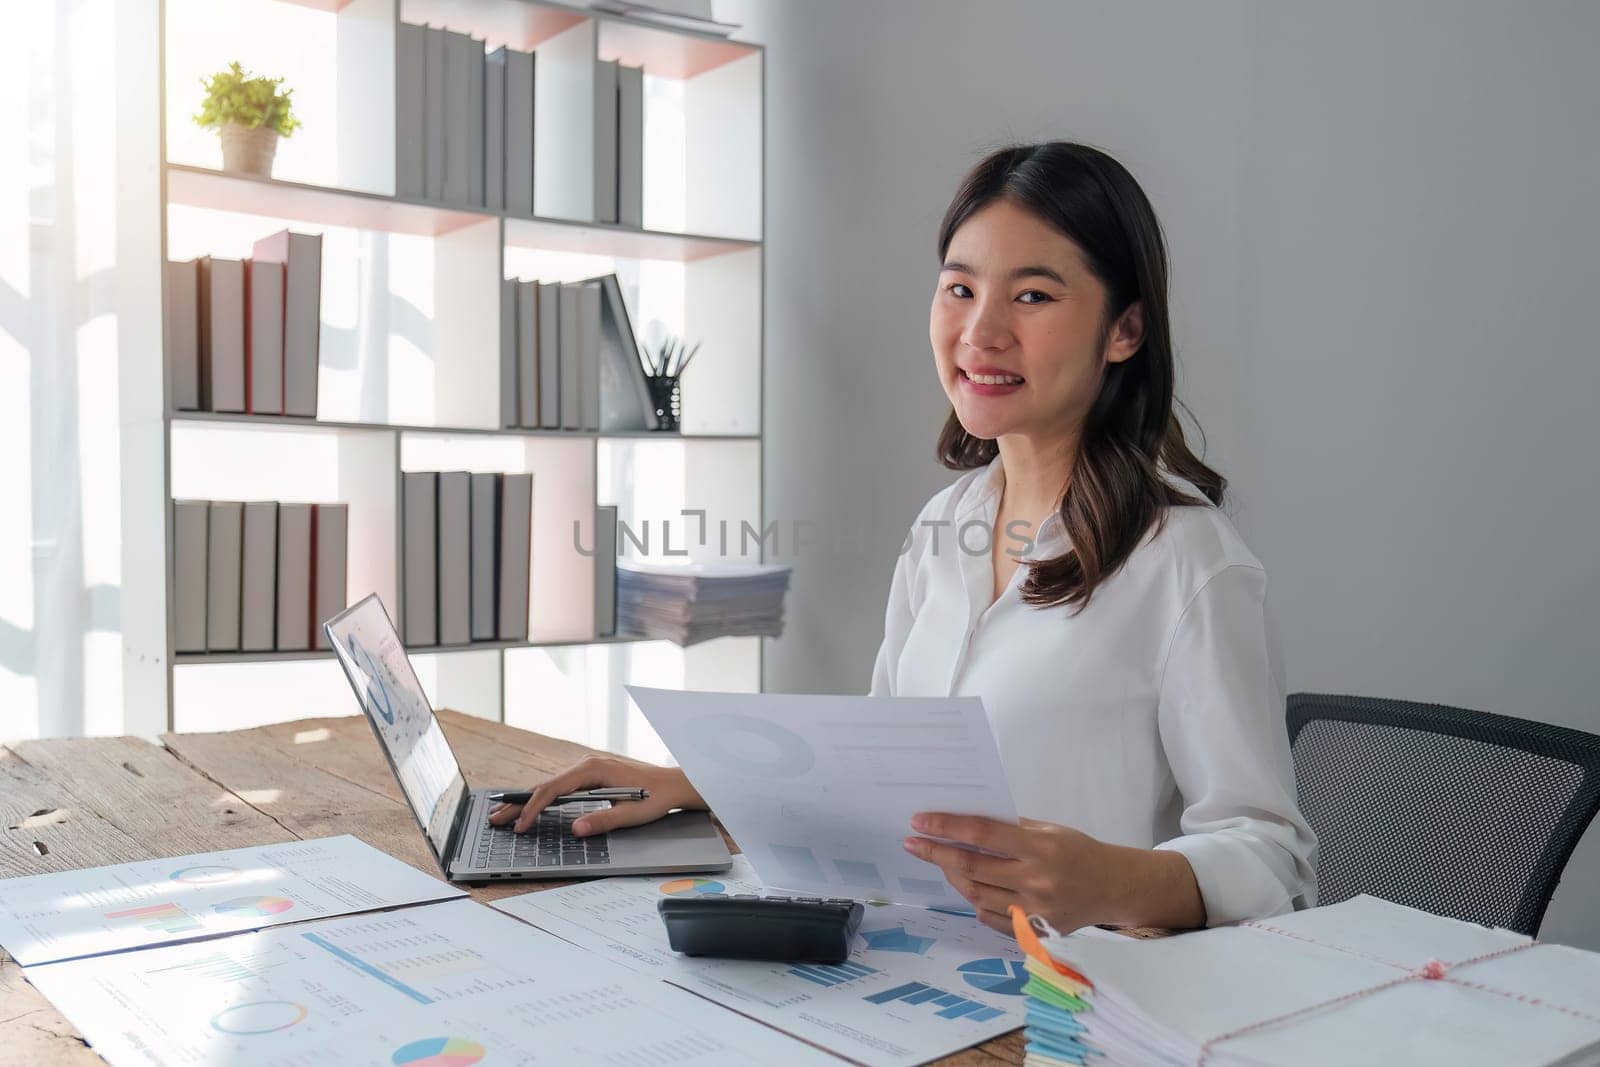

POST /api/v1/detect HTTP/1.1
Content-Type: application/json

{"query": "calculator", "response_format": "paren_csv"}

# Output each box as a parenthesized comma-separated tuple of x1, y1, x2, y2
(658, 893, 866, 964)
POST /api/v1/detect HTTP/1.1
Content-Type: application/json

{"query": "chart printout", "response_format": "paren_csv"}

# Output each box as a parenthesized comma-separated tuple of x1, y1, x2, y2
(493, 854, 1029, 1067)
(0, 835, 463, 966)
(627, 686, 1019, 906)
(23, 898, 838, 1067)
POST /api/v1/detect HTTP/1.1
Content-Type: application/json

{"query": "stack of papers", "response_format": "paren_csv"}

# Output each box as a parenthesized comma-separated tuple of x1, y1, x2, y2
(617, 559, 791, 645)
(1011, 896, 1600, 1066)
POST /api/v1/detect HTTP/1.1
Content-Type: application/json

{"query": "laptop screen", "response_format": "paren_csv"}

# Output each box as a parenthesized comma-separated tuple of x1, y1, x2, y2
(325, 595, 467, 862)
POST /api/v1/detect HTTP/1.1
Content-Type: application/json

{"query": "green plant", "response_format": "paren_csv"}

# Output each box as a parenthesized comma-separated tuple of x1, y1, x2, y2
(193, 61, 301, 138)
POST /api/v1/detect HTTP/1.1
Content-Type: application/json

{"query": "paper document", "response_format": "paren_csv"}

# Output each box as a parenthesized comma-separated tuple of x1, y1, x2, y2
(627, 686, 1017, 905)
(494, 854, 1028, 1067)
(0, 834, 462, 966)
(25, 897, 838, 1067)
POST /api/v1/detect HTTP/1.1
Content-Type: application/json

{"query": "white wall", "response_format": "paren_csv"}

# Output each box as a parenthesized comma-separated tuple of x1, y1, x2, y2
(729, 0, 1600, 948)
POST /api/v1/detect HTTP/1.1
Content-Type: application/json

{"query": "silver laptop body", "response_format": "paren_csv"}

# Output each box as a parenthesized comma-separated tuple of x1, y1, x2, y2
(325, 594, 731, 883)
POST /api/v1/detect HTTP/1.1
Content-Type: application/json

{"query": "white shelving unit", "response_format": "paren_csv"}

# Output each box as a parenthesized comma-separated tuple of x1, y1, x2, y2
(134, 0, 765, 753)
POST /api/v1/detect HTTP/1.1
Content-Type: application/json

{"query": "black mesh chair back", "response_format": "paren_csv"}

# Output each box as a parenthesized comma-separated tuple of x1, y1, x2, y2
(1288, 692, 1600, 936)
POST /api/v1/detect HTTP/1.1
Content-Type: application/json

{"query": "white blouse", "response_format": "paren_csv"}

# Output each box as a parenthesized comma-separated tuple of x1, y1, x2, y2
(870, 456, 1317, 925)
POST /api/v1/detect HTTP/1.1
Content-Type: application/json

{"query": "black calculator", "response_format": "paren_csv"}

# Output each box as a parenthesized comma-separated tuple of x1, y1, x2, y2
(658, 893, 866, 964)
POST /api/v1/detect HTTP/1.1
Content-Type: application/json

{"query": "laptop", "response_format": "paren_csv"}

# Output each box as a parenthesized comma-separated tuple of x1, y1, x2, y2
(324, 594, 732, 883)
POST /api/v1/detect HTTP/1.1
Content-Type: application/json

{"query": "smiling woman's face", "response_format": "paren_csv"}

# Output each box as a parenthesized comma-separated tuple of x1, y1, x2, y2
(930, 198, 1136, 445)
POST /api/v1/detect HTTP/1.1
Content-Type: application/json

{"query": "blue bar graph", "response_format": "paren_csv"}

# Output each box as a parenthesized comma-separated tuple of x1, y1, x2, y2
(863, 979, 1000, 1022)
(787, 959, 879, 988)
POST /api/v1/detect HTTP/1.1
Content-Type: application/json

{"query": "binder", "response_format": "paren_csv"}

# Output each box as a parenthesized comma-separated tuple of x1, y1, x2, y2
(205, 501, 243, 651)
(424, 26, 446, 201)
(466, 33, 486, 206)
(244, 259, 284, 415)
(595, 505, 618, 637)
(402, 472, 438, 647)
(593, 59, 619, 223)
(592, 273, 658, 431)
(239, 501, 278, 652)
(538, 282, 562, 429)
(443, 29, 473, 204)
(497, 473, 533, 641)
(172, 500, 208, 653)
(484, 46, 506, 210)
(275, 503, 313, 651)
(617, 64, 644, 228)
(396, 21, 426, 198)
(312, 503, 348, 650)
(197, 257, 245, 413)
(504, 48, 535, 215)
(500, 277, 518, 428)
(578, 281, 602, 431)
(166, 259, 200, 411)
(517, 281, 540, 428)
(470, 473, 499, 642)
(558, 283, 583, 429)
(437, 470, 471, 646)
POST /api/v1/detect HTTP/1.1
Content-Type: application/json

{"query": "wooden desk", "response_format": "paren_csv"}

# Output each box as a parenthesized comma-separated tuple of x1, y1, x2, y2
(0, 712, 1023, 1066)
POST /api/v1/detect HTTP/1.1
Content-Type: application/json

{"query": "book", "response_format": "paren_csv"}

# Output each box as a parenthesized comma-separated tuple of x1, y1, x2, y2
(204, 501, 243, 651)
(593, 58, 618, 224)
(504, 48, 535, 215)
(437, 471, 471, 646)
(595, 505, 617, 637)
(250, 230, 321, 418)
(469, 473, 499, 642)
(484, 46, 506, 210)
(538, 282, 561, 429)
(424, 25, 446, 201)
(497, 473, 532, 641)
(275, 503, 313, 651)
(466, 32, 486, 206)
(396, 21, 426, 198)
(617, 64, 644, 228)
(165, 259, 200, 411)
(578, 281, 602, 431)
(197, 257, 245, 413)
(558, 283, 583, 429)
(590, 273, 658, 431)
(172, 500, 207, 653)
(500, 278, 518, 428)
(402, 472, 438, 647)
(312, 503, 348, 650)
(443, 29, 472, 205)
(239, 501, 278, 652)
(516, 281, 540, 428)
(244, 259, 284, 415)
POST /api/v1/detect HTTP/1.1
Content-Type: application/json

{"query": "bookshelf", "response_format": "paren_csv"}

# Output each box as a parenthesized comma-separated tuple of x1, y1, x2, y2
(139, 0, 765, 752)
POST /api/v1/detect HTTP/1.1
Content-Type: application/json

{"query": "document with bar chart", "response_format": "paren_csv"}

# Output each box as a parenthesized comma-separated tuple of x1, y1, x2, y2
(23, 897, 835, 1067)
(627, 686, 1019, 907)
(492, 854, 1029, 1066)
(0, 835, 462, 966)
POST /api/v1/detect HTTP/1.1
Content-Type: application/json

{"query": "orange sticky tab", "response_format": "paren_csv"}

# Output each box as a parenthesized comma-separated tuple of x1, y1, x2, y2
(1008, 904, 1091, 987)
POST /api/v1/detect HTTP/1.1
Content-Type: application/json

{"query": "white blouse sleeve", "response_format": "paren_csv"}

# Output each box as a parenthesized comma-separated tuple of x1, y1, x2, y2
(1152, 563, 1319, 925)
(868, 542, 915, 697)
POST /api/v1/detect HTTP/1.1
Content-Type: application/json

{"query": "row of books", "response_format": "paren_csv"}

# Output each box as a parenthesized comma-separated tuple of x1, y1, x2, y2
(397, 22, 645, 225)
(616, 559, 790, 645)
(401, 472, 623, 647)
(501, 272, 657, 431)
(173, 500, 348, 654)
(165, 231, 323, 416)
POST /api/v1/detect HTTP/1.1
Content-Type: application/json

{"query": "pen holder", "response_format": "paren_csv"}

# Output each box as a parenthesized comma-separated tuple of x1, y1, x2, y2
(647, 374, 682, 432)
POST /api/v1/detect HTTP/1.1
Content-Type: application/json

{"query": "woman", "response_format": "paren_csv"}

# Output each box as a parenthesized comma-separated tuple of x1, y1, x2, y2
(492, 142, 1317, 935)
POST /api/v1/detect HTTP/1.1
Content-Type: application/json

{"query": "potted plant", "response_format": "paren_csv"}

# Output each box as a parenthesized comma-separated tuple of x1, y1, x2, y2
(194, 61, 300, 178)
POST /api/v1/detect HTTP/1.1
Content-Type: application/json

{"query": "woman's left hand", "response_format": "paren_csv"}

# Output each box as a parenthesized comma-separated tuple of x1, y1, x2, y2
(903, 812, 1117, 935)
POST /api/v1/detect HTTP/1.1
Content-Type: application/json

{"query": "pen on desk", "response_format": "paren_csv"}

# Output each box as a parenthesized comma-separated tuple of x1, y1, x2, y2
(487, 787, 650, 805)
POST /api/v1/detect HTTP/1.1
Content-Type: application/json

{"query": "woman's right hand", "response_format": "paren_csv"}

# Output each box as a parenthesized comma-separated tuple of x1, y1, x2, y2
(487, 756, 706, 838)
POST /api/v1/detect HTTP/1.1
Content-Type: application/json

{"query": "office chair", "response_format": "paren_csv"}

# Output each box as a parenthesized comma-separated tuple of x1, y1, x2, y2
(1287, 692, 1600, 937)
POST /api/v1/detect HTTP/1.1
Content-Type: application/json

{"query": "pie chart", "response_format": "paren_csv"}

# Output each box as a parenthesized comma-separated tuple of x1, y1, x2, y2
(391, 1036, 486, 1066)
(214, 896, 294, 917)
(659, 877, 726, 896)
(957, 957, 1029, 996)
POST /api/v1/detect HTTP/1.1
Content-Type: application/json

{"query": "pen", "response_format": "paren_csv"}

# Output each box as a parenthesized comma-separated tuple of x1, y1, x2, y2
(487, 787, 650, 805)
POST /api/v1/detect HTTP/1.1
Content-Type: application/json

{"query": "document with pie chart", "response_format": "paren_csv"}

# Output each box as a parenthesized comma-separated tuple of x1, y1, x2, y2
(0, 834, 462, 965)
(626, 687, 1019, 906)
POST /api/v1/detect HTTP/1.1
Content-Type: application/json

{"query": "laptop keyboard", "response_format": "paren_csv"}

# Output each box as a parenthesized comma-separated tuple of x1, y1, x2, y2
(472, 800, 612, 870)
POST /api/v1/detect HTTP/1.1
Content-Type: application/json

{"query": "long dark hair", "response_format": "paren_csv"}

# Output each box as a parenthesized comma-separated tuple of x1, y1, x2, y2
(936, 142, 1225, 612)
